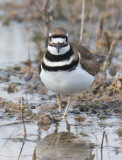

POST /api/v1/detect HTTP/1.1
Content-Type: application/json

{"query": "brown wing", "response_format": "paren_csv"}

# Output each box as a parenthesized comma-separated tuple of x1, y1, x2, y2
(38, 62, 41, 74)
(71, 43, 100, 76)
(38, 50, 46, 74)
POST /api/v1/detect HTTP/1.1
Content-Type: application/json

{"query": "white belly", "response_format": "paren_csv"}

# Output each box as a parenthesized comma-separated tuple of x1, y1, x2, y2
(40, 63, 94, 95)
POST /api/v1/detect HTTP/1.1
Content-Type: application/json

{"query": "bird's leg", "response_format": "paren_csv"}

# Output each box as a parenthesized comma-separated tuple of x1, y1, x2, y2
(64, 96, 72, 117)
(57, 93, 62, 113)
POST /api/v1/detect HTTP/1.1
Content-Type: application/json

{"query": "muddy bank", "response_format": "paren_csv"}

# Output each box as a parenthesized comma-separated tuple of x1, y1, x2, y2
(0, 64, 122, 117)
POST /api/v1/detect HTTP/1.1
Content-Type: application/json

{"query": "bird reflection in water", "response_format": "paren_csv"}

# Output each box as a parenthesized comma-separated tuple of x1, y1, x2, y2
(33, 118, 94, 160)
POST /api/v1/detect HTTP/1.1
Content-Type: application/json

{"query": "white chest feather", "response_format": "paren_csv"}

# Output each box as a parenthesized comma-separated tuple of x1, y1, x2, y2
(40, 63, 94, 95)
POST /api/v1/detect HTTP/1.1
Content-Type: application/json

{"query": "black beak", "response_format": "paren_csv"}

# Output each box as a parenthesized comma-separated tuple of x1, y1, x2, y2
(56, 42, 60, 53)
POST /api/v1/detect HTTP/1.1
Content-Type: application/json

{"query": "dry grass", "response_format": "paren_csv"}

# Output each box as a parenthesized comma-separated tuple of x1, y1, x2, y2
(79, 0, 85, 43)
(21, 97, 27, 138)
(99, 20, 120, 85)
(113, 64, 122, 93)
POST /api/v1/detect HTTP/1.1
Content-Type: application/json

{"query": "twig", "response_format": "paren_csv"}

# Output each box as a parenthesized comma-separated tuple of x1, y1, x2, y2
(101, 131, 105, 160)
(27, 27, 31, 70)
(21, 97, 27, 138)
(73, 0, 79, 22)
(99, 21, 120, 85)
(113, 64, 122, 93)
(97, 13, 105, 40)
(0, 120, 31, 127)
(34, 0, 57, 47)
(79, 0, 85, 43)
(104, 31, 111, 51)
(0, 129, 16, 151)
(64, 117, 70, 133)
(18, 142, 25, 160)
(97, 0, 108, 40)
(105, 0, 108, 11)
(86, 0, 95, 44)
(96, 0, 113, 52)
(22, 0, 40, 29)
(97, 11, 115, 40)
(40, 123, 58, 154)
(32, 148, 36, 160)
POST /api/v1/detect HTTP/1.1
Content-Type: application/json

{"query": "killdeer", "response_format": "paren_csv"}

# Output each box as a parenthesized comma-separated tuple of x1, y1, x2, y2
(39, 27, 99, 116)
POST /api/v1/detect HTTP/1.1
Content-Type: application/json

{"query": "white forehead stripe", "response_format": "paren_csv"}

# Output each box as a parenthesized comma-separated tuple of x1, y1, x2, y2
(49, 33, 52, 36)
(51, 38, 66, 43)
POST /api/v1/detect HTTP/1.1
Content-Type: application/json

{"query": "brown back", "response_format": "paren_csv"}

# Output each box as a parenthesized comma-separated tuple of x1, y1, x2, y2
(71, 43, 100, 76)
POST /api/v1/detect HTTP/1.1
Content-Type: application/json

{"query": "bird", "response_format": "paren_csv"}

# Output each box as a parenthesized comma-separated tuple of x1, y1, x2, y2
(39, 27, 100, 116)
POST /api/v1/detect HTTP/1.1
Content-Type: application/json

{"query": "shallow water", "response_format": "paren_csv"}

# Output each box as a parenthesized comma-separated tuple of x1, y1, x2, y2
(0, 112, 122, 160)
(0, 22, 36, 68)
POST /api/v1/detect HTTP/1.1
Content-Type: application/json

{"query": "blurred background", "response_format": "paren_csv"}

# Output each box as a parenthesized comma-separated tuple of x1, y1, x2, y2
(0, 0, 122, 75)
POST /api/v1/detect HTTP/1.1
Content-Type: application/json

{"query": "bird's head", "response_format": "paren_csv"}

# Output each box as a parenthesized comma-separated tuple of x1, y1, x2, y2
(48, 27, 69, 54)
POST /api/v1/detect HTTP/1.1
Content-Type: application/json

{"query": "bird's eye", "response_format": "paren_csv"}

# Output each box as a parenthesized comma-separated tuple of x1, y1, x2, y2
(66, 37, 68, 41)
(49, 37, 51, 41)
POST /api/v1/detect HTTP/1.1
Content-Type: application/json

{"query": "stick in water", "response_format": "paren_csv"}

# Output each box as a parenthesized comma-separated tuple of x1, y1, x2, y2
(101, 131, 105, 160)
(21, 97, 27, 138)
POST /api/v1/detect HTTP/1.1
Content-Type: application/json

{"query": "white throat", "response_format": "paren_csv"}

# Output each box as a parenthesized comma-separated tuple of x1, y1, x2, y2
(48, 44, 70, 55)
